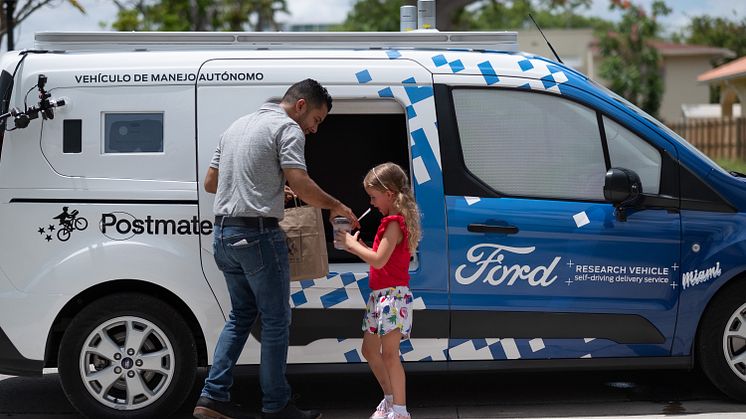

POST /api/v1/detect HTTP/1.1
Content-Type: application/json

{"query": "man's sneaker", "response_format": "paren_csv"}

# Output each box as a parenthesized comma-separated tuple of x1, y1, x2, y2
(193, 396, 255, 419)
(369, 398, 392, 419)
(261, 401, 321, 419)
(386, 411, 411, 419)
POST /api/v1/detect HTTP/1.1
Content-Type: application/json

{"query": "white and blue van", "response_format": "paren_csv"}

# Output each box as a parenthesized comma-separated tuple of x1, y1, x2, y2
(0, 30, 744, 418)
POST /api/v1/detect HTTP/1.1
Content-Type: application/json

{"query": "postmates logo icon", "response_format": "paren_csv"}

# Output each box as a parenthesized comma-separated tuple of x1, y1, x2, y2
(37, 206, 89, 242)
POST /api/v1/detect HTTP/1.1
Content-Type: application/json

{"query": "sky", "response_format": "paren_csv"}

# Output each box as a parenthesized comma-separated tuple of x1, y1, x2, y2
(7, 0, 745, 51)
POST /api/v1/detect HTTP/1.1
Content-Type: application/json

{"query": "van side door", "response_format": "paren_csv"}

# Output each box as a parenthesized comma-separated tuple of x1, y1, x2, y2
(197, 58, 450, 365)
(435, 80, 682, 362)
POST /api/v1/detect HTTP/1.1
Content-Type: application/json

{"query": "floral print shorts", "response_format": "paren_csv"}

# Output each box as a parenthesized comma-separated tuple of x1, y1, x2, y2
(362, 286, 414, 339)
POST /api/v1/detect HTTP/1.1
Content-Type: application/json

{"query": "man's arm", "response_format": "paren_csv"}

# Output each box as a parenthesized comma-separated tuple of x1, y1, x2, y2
(284, 168, 359, 228)
(204, 167, 218, 194)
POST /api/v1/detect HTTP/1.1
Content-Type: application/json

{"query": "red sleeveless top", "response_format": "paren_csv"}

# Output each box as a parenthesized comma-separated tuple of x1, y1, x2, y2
(369, 215, 411, 291)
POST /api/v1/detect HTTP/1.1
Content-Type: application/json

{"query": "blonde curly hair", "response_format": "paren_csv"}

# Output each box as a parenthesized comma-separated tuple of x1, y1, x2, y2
(363, 162, 421, 253)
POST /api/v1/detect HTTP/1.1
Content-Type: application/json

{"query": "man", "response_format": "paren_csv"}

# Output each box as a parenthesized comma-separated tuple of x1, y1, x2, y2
(194, 79, 358, 419)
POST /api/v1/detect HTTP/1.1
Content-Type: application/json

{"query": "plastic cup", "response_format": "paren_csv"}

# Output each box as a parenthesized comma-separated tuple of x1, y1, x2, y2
(332, 216, 352, 250)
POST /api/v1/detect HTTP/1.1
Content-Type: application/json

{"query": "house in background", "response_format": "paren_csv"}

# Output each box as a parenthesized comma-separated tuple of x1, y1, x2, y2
(516, 29, 733, 123)
(698, 56, 746, 119)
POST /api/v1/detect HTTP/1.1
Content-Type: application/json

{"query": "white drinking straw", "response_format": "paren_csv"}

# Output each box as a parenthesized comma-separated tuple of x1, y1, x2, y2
(357, 207, 372, 222)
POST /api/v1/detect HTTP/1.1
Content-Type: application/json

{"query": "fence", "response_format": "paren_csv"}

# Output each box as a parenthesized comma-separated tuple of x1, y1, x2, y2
(668, 118, 746, 161)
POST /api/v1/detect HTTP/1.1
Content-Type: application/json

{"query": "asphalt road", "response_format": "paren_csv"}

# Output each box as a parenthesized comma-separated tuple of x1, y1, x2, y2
(3, 368, 746, 418)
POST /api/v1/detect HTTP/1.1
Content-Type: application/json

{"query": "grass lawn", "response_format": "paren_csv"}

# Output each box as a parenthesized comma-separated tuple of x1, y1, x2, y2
(714, 159, 746, 174)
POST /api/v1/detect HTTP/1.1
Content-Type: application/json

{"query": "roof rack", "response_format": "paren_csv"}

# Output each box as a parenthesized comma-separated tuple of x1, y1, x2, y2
(34, 31, 518, 52)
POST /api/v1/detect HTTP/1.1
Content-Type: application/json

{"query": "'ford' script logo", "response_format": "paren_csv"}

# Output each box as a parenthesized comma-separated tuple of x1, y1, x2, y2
(455, 243, 561, 287)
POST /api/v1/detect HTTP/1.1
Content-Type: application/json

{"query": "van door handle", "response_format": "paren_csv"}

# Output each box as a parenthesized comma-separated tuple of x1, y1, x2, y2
(467, 224, 519, 234)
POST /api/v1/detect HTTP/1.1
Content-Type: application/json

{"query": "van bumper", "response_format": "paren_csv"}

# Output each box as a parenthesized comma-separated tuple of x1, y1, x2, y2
(0, 325, 42, 376)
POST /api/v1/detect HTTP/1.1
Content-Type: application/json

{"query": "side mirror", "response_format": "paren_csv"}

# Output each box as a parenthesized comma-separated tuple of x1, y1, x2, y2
(604, 167, 642, 221)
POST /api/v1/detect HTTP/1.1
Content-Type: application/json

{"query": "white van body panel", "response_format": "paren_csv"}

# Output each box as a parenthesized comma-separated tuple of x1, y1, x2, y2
(0, 201, 226, 359)
(0, 44, 577, 365)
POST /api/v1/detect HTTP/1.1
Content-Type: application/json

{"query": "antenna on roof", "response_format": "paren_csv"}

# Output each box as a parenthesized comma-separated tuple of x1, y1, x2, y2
(528, 14, 563, 64)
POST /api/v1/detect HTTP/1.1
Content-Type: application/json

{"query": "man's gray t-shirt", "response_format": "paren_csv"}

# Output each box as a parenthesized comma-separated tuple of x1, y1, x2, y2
(211, 102, 306, 220)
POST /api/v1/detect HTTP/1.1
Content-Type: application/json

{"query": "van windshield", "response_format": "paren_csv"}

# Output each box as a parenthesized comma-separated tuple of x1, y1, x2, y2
(589, 79, 730, 177)
(0, 69, 12, 161)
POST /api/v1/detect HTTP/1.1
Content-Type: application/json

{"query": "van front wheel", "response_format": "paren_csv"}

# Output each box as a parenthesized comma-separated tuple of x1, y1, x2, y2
(58, 293, 197, 419)
(698, 281, 746, 402)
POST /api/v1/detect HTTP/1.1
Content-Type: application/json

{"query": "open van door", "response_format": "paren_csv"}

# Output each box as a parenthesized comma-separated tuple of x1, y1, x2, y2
(197, 58, 450, 365)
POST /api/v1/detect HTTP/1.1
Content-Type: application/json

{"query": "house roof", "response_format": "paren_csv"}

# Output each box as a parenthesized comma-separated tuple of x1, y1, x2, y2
(648, 40, 734, 57)
(698, 56, 746, 83)
(590, 38, 734, 58)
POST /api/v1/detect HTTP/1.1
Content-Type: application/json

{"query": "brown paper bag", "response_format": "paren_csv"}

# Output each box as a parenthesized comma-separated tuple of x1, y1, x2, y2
(279, 204, 329, 281)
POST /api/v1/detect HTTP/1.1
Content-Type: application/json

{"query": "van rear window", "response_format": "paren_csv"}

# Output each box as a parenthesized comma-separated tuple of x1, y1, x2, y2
(104, 113, 164, 153)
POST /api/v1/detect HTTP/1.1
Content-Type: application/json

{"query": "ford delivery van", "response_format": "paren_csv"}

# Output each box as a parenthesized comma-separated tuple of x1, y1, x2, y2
(1, 31, 746, 418)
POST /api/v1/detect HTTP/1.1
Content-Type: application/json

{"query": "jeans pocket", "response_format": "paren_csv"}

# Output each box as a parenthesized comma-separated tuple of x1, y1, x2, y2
(227, 237, 264, 275)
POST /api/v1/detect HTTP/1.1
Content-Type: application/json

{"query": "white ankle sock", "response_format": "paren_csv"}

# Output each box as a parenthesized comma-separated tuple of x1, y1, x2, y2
(393, 404, 408, 415)
(384, 394, 393, 405)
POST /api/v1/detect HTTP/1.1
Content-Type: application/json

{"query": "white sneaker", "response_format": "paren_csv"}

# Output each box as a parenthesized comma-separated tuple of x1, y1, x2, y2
(369, 398, 391, 419)
(387, 411, 411, 419)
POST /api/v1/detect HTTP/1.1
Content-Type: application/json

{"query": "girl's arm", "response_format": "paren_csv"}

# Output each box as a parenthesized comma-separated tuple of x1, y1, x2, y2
(339, 222, 402, 269)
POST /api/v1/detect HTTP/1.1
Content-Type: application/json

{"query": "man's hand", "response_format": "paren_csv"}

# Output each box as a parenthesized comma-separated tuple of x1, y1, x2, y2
(284, 185, 296, 204)
(330, 202, 359, 229)
(283, 168, 359, 228)
(204, 167, 218, 194)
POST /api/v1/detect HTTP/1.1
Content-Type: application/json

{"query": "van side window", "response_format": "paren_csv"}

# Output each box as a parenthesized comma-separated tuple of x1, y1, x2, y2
(603, 116, 661, 195)
(104, 113, 164, 153)
(452, 89, 606, 201)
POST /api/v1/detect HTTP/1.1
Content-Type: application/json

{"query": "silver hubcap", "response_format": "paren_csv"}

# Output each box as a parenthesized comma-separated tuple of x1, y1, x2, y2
(79, 316, 174, 410)
(723, 302, 746, 381)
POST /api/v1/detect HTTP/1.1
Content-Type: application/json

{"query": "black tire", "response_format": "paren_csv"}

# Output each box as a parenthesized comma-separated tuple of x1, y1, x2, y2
(697, 280, 746, 401)
(58, 293, 198, 419)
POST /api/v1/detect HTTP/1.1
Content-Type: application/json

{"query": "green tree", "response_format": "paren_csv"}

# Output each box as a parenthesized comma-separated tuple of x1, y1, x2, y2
(340, 0, 415, 31)
(341, 0, 608, 32)
(676, 15, 746, 65)
(673, 14, 746, 103)
(598, 0, 671, 119)
(340, 0, 486, 31)
(221, 0, 289, 31)
(2, 0, 85, 50)
(111, 0, 216, 31)
(456, 0, 610, 30)
(111, 0, 287, 32)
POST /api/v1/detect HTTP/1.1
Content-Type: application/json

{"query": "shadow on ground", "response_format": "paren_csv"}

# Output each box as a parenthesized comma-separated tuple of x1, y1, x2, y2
(1, 369, 744, 418)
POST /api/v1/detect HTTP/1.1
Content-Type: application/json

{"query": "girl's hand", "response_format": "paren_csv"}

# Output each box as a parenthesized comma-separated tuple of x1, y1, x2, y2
(334, 230, 359, 251)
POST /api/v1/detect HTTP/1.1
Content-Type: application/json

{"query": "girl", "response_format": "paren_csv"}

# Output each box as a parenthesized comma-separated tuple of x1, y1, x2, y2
(336, 162, 421, 419)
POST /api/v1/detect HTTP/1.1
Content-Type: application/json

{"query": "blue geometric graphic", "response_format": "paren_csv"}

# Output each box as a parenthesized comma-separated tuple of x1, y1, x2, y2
(518, 59, 534, 71)
(432, 54, 448, 67)
(449, 59, 465, 73)
(290, 291, 307, 307)
(344, 349, 362, 363)
(477, 61, 499, 85)
(404, 83, 434, 105)
(355, 69, 372, 84)
(320, 287, 348, 308)
(541, 74, 557, 89)
(406, 105, 417, 119)
(378, 87, 394, 98)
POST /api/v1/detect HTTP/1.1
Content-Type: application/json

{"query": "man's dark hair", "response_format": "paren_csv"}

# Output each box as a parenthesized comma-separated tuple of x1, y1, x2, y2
(282, 78, 333, 112)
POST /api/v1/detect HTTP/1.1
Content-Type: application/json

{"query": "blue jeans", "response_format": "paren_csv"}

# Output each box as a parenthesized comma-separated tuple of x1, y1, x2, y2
(201, 222, 291, 413)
